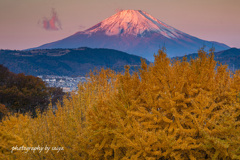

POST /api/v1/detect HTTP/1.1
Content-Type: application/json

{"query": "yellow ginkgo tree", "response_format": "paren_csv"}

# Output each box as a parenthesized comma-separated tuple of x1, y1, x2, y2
(0, 48, 239, 160)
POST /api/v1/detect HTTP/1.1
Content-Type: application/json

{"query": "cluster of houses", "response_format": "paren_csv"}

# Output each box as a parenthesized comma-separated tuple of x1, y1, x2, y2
(37, 75, 86, 92)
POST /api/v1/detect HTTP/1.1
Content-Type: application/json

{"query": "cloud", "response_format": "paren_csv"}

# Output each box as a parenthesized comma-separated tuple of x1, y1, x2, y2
(42, 8, 62, 31)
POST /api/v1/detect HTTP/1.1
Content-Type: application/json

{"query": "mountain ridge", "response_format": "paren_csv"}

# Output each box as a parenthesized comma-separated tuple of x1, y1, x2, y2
(0, 47, 147, 76)
(172, 48, 240, 71)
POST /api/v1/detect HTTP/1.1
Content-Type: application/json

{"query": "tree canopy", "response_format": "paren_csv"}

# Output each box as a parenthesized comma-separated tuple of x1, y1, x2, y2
(0, 64, 64, 119)
(0, 49, 240, 159)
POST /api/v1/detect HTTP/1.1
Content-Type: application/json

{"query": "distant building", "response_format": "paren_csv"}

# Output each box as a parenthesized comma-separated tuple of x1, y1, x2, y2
(62, 87, 71, 92)
(39, 75, 87, 92)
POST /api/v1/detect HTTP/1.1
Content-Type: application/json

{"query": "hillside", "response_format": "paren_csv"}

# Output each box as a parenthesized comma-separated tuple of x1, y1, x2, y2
(0, 47, 147, 76)
(172, 48, 240, 71)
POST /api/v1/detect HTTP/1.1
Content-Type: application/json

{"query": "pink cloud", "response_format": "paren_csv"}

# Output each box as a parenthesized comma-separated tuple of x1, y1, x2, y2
(42, 9, 62, 31)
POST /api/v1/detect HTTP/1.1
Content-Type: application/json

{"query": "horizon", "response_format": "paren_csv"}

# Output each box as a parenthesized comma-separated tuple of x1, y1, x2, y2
(0, 0, 240, 50)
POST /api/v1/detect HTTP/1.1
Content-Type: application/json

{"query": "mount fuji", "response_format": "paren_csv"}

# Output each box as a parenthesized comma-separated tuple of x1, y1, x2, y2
(33, 10, 230, 61)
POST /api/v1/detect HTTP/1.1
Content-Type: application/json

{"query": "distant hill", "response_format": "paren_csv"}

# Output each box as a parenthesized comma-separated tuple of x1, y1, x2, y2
(172, 48, 240, 71)
(0, 47, 148, 76)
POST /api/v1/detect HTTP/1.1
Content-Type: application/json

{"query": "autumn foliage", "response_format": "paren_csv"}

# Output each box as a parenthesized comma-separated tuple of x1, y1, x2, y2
(0, 49, 240, 159)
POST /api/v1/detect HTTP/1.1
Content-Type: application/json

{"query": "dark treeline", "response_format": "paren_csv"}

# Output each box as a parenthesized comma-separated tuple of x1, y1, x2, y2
(0, 64, 65, 120)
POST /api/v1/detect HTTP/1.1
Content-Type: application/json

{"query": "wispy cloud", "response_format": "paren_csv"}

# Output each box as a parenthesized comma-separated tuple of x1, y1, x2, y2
(42, 8, 62, 31)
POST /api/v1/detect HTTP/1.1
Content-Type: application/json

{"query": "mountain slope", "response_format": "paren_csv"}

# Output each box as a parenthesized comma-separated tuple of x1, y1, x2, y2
(33, 10, 229, 61)
(172, 48, 240, 71)
(0, 47, 147, 76)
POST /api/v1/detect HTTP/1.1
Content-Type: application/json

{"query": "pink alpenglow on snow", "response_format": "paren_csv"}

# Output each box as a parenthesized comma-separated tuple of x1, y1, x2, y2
(42, 9, 62, 31)
(86, 10, 183, 39)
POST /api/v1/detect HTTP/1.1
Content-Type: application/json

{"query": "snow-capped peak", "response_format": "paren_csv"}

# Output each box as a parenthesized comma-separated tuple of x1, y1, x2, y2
(84, 10, 184, 39)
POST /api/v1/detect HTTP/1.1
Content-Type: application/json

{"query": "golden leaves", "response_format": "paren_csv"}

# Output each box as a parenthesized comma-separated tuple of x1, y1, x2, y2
(1, 48, 240, 159)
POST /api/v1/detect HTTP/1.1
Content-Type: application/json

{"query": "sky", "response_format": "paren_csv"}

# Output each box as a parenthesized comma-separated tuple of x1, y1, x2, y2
(0, 0, 240, 50)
